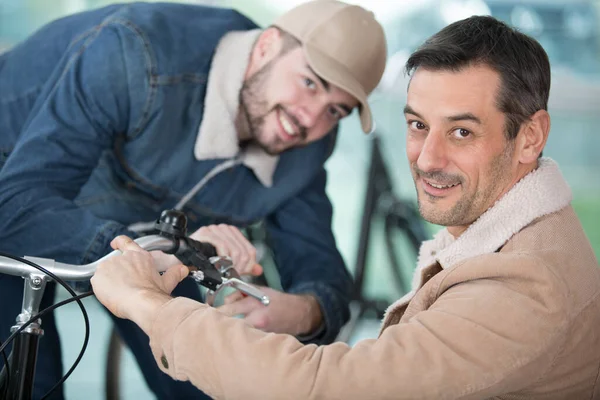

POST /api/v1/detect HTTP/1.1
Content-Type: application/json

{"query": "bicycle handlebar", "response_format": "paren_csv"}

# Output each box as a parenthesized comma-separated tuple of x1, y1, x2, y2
(0, 235, 176, 281)
(0, 209, 270, 305)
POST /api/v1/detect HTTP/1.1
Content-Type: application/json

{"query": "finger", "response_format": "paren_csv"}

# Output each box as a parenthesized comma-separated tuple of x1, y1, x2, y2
(209, 225, 244, 266)
(251, 263, 263, 276)
(223, 290, 245, 305)
(161, 264, 189, 294)
(192, 227, 230, 258)
(219, 226, 248, 272)
(217, 296, 262, 317)
(111, 236, 144, 253)
(226, 226, 258, 275)
(243, 310, 269, 330)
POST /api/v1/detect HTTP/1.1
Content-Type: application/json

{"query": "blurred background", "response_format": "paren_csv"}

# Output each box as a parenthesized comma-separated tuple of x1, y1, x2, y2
(1, 0, 599, 398)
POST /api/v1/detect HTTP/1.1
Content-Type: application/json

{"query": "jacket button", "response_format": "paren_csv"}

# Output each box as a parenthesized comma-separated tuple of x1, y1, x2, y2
(160, 354, 169, 369)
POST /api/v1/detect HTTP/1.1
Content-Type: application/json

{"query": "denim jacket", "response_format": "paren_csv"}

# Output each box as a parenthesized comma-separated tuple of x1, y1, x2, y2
(0, 3, 352, 344)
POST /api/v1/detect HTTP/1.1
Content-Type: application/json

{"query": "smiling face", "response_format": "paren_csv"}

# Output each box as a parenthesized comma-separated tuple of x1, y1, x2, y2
(404, 64, 532, 236)
(238, 29, 358, 155)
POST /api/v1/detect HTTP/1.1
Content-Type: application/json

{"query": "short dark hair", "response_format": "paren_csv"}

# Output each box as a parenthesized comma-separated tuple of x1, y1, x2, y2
(405, 15, 551, 140)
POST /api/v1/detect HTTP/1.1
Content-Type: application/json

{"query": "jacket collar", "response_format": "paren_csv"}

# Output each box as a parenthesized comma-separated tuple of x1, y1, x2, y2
(194, 29, 279, 188)
(416, 158, 572, 273)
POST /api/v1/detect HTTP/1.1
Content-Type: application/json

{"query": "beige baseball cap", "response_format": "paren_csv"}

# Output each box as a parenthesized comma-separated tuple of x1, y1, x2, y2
(273, 0, 387, 133)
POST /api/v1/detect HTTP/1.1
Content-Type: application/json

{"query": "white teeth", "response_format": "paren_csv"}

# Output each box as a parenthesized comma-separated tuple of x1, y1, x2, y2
(279, 113, 297, 136)
(428, 181, 458, 189)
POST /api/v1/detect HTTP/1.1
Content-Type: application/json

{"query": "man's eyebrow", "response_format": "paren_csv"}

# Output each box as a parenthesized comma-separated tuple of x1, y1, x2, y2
(306, 64, 353, 115)
(446, 112, 482, 124)
(403, 104, 423, 119)
(404, 105, 482, 125)
(306, 64, 330, 92)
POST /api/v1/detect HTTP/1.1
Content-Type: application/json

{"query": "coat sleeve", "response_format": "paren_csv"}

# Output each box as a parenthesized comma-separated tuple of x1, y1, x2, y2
(147, 256, 568, 400)
(263, 166, 354, 344)
(0, 21, 150, 263)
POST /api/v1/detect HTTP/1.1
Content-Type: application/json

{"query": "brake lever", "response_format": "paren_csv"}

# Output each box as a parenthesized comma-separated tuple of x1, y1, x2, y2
(203, 256, 270, 307)
(190, 256, 270, 307)
(153, 209, 269, 307)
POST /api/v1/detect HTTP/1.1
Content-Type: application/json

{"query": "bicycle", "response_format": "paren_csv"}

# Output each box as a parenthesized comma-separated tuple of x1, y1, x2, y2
(0, 209, 269, 400)
(336, 133, 430, 343)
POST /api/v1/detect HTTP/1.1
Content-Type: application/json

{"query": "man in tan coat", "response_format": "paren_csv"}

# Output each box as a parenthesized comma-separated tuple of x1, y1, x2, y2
(92, 14, 600, 400)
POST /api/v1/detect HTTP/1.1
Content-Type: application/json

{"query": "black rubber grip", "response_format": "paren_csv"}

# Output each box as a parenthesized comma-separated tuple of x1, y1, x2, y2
(186, 238, 217, 258)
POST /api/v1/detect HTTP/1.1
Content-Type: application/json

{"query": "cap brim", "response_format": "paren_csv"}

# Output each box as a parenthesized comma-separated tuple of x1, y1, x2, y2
(304, 44, 373, 133)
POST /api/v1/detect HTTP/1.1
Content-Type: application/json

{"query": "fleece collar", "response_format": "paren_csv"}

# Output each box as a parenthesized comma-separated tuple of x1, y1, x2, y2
(384, 158, 572, 317)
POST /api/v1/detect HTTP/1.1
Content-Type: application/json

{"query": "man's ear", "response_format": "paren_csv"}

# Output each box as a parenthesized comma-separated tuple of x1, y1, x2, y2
(516, 109, 550, 164)
(247, 27, 283, 74)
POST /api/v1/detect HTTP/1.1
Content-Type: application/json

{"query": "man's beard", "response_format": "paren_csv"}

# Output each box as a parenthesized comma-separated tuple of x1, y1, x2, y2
(238, 61, 307, 155)
(238, 62, 281, 155)
(413, 141, 515, 228)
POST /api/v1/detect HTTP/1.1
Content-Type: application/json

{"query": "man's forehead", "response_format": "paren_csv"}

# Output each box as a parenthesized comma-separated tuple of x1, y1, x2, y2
(408, 66, 500, 95)
(406, 67, 500, 117)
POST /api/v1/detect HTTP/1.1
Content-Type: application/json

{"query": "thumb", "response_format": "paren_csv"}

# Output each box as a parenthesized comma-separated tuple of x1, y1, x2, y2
(111, 235, 144, 252)
(161, 264, 189, 294)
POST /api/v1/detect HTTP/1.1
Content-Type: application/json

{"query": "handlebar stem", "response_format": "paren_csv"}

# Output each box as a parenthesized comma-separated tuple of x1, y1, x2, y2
(11, 274, 49, 335)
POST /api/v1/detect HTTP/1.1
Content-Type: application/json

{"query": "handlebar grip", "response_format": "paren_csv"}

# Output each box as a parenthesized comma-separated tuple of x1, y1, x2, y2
(187, 238, 217, 258)
(155, 210, 217, 258)
(173, 237, 221, 290)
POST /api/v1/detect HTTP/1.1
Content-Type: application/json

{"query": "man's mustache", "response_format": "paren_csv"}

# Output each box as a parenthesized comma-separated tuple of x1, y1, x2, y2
(412, 164, 463, 185)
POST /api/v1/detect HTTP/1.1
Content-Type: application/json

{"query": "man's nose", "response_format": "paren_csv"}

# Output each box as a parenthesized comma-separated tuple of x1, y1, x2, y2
(296, 100, 326, 129)
(416, 130, 449, 172)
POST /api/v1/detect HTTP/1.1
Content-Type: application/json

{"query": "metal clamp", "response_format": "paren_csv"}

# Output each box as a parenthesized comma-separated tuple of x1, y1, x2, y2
(203, 256, 270, 307)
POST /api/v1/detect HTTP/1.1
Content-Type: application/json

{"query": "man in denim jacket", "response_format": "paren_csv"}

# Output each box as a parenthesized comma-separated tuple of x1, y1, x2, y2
(0, 1, 387, 398)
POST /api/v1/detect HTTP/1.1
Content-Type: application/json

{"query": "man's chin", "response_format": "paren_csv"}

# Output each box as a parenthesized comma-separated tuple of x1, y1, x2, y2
(419, 211, 451, 227)
(253, 131, 301, 155)
(418, 201, 452, 226)
(255, 140, 285, 156)
(264, 147, 283, 156)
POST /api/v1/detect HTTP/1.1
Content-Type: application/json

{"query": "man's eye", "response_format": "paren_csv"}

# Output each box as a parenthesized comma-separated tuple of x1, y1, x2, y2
(409, 121, 426, 130)
(452, 128, 471, 138)
(304, 78, 316, 90)
(328, 107, 341, 119)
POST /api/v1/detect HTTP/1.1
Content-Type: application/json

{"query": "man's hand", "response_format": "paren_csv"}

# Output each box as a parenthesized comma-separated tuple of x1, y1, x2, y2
(189, 224, 263, 277)
(217, 286, 323, 336)
(91, 236, 189, 333)
(150, 249, 180, 271)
